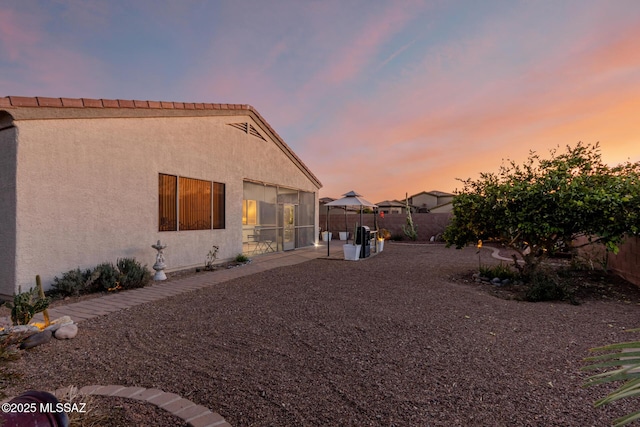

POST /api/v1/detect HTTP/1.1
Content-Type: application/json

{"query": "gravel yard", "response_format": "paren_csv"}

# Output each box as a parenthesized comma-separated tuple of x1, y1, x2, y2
(4, 243, 640, 426)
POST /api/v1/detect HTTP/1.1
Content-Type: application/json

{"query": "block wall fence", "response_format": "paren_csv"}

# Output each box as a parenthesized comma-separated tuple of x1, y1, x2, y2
(320, 212, 640, 288)
(606, 235, 640, 287)
(319, 212, 453, 242)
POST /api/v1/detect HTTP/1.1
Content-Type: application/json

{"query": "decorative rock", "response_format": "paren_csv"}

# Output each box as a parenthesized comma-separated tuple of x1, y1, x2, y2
(491, 277, 502, 285)
(20, 329, 52, 349)
(51, 315, 73, 325)
(10, 324, 41, 334)
(44, 316, 74, 332)
(0, 316, 12, 330)
(54, 323, 78, 340)
(501, 278, 511, 286)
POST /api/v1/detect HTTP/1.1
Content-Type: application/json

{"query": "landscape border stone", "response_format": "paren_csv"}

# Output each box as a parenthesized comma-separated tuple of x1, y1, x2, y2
(55, 385, 231, 427)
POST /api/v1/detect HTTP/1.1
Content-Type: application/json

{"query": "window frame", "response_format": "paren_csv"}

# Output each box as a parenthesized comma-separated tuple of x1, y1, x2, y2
(158, 173, 226, 232)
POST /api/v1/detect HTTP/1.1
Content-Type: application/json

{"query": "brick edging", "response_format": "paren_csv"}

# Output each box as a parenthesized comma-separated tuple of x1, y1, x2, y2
(53, 385, 231, 427)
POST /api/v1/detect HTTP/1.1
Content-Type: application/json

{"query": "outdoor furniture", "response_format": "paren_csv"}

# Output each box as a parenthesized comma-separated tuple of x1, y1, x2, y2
(248, 229, 275, 254)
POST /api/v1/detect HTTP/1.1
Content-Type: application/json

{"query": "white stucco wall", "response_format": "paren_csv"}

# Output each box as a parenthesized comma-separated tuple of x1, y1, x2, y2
(6, 113, 319, 294)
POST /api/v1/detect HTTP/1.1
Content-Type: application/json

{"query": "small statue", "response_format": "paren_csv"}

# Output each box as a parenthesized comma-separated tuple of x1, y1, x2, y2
(151, 240, 167, 280)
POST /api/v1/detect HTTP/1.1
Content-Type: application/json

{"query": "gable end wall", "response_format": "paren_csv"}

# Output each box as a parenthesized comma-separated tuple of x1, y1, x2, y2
(10, 113, 319, 294)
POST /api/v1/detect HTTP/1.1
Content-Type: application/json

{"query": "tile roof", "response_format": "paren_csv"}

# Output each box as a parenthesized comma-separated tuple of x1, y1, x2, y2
(0, 96, 322, 188)
(409, 190, 454, 199)
(0, 95, 253, 110)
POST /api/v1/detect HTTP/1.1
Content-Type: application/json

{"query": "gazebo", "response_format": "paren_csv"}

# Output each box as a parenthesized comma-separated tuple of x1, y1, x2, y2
(324, 191, 378, 257)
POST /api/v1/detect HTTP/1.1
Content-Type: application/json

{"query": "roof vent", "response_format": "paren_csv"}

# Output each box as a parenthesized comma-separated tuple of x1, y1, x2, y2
(228, 122, 266, 141)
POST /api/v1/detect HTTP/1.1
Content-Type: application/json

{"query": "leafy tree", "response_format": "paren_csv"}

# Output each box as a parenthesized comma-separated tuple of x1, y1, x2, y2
(444, 142, 640, 276)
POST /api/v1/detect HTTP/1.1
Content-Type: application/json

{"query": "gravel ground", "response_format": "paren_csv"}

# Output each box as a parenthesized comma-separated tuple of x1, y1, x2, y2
(3, 243, 640, 426)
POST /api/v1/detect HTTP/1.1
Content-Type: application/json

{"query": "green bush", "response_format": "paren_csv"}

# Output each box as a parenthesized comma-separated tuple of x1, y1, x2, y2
(117, 258, 151, 290)
(479, 263, 517, 281)
(235, 253, 249, 263)
(93, 262, 120, 292)
(524, 269, 576, 304)
(51, 268, 93, 297)
(51, 258, 151, 297)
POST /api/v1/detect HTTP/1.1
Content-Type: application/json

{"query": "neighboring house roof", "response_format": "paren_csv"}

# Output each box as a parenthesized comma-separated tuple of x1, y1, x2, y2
(429, 201, 453, 213)
(409, 190, 455, 199)
(376, 200, 405, 207)
(319, 197, 335, 203)
(0, 96, 322, 189)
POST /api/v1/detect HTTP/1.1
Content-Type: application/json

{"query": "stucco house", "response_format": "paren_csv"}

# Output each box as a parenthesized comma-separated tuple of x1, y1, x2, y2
(0, 96, 322, 298)
(375, 200, 407, 214)
(408, 191, 454, 213)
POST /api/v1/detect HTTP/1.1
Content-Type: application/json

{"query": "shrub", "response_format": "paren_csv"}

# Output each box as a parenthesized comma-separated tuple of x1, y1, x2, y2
(479, 263, 517, 281)
(51, 268, 93, 297)
(93, 262, 120, 292)
(117, 258, 151, 290)
(235, 253, 249, 263)
(524, 269, 576, 304)
(51, 258, 151, 297)
(204, 245, 220, 271)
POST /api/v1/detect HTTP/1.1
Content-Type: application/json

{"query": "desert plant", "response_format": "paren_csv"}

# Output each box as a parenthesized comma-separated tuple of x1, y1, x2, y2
(117, 258, 151, 290)
(583, 328, 640, 427)
(401, 193, 418, 241)
(93, 262, 120, 292)
(235, 253, 249, 263)
(523, 269, 575, 303)
(5, 286, 50, 325)
(479, 263, 518, 281)
(56, 385, 109, 426)
(51, 268, 93, 297)
(204, 245, 220, 271)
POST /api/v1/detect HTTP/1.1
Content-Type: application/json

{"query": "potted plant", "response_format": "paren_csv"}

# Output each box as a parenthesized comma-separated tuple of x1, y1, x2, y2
(321, 229, 332, 241)
(339, 231, 349, 241)
(343, 223, 361, 261)
(377, 228, 390, 252)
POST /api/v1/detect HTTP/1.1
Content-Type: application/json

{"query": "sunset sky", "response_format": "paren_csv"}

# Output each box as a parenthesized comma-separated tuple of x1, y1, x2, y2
(2, 1, 639, 203)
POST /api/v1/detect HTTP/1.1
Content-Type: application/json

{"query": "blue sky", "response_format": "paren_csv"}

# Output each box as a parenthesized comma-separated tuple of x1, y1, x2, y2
(2, 0, 640, 202)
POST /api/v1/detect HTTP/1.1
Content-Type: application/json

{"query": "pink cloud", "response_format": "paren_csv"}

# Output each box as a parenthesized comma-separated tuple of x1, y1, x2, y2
(0, 9, 40, 61)
(311, 16, 640, 202)
(315, 5, 415, 86)
(0, 6, 108, 97)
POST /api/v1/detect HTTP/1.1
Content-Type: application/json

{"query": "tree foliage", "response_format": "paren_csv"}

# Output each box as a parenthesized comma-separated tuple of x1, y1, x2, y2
(443, 142, 640, 274)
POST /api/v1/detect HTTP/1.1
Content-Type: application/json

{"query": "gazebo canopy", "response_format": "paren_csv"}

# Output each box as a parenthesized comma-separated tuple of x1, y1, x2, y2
(325, 190, 378, 208)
